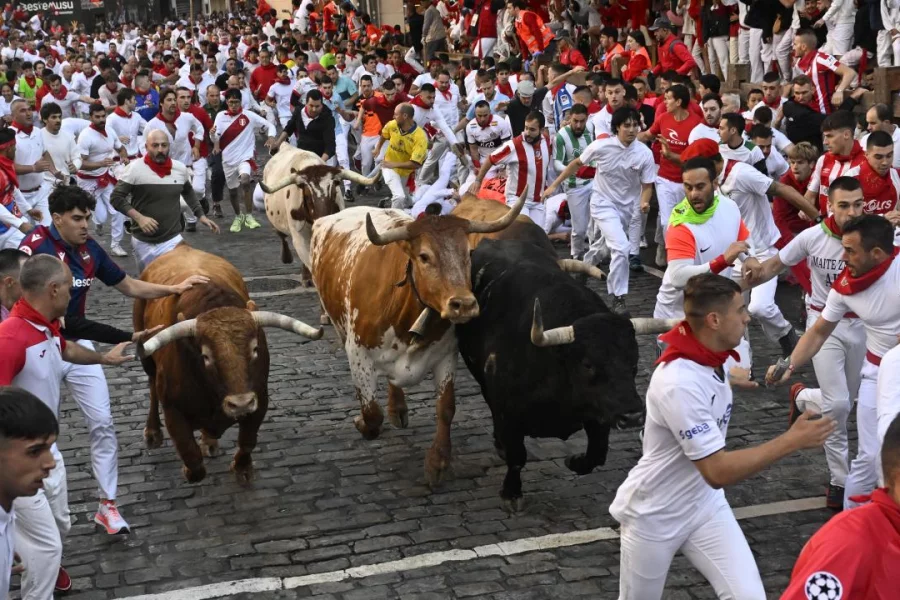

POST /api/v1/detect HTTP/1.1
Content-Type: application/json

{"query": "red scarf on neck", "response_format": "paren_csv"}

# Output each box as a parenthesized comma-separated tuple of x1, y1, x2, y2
(0, 154, 19, 190)
(833, 252, 897, 295)
(51, 84, 68, 100)
(23, 75, 36, 88)
(90, 123, 107, 137)
(276, 75, 290, 85)
(120, 76, 133, 88)
(9, 297, 66, 351)
(135, 85, 150, 95)
(409, 95, 431, 110)
(781, 167, 810, 193)
(143, 153, 172, 178)
(157, 109, 181, 124)
(113, 107, 130, 118)
(656, 321, 739, 368)
(10, 121, 33, 135)
(437, 87, 452, 101)
(821, 215, 842, 238)
(189, 74, 203, 85)
(832, 141, 864, 163)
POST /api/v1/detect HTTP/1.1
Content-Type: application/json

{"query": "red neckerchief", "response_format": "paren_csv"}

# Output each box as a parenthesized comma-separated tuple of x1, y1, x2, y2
(189, 74, 203, 85)
(588, 100, 602, 114)
(438, 87, 452, 101)
(156, 109, 181, 124)
(120, 76, 133, 88)
(23, 75, 36, 88)
(9, 297, 66, 351)
(90, 123, 107, 137)
(833, 253, 896, 295)
(781, 168, 810, 193)
(764, 97, 781, 109)
(822, 215, 842, 238)
(113, 107, 130, 118)
(51, 85, 68, 100)
(796, 49, 818, 74)
(276, 76, 290, 85)
(143, 153, 172, 178)
(551, 81, 567, 97)
(135, 86, 150, 95)
(10, 121, 33, 135)
(410, 95, 430, 109)
(321, 89, 333, 100)
(832, 141, 864, 163)
(227, 107, 242, 116)
(656, 321, 739, 367)
(0, 154, 19, 190)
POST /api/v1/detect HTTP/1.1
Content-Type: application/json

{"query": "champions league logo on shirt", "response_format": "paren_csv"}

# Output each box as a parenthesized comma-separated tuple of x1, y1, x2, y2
(804, 571, 842, 600)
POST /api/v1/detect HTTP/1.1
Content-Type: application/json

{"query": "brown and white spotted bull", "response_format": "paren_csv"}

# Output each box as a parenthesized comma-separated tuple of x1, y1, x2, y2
(135, 245, 323, 484)
(260, 143, 380, 276)
(309, 194, 525, 485)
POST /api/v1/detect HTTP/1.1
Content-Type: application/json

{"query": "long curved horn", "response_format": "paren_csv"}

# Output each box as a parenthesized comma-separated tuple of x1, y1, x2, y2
(465, 188, 527, 234)
(340, 167, 381, 186)
(530, 298, 575, 347)
(260, 174, 301, 194)
(557, 259, 607, 281)
(629, 318, 682, 335)
(252, 311, 324, 339)
(142, 319, 198, 355)
(366, 212, 413, 245)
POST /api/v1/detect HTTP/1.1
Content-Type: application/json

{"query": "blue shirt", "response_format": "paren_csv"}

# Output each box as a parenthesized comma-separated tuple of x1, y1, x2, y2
(333, 75, 357, 108)
(466, 91, 511, 120)
(135, 88, 160, 121)
(18, 225, 126, 317)
(322, 97, 345, 133)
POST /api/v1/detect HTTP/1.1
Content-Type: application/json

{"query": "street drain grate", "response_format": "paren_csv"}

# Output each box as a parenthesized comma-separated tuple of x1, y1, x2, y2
(243, 275, 316, 298)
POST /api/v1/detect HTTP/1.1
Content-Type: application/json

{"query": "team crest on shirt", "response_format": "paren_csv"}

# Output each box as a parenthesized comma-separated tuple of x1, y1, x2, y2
(58, 251, 66, 261)
(81, 251, 91, 261)
(239, 116, 248, 127)
(804, 571, 842, 600)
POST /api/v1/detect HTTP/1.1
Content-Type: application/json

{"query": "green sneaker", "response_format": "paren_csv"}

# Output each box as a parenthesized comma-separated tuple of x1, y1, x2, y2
(244, 214, 261, 229)
(230, 214, 244, 233)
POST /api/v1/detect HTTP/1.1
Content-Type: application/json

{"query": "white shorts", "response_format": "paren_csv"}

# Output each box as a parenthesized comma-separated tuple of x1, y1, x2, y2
(223, 161, 253, 190)
(132, 234, 184, 273)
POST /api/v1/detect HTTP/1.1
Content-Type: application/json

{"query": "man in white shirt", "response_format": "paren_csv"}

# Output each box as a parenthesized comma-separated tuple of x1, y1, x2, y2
(768, 213, 900, 508)
(612, 272, 833, 599)
(462, 101, 512, 193)
(718, 112, 767, 173)
(11, 100, 63, 227)
(688, 94, 722, 144)
(0, 386, 60, 600)
(39, 74, 88, 120)
(265, 64, 295, 130)
(106, 88, 146, 163)
(861, 103, 900, 168)
(77, 103, 129, 256)
(749, 124, 789, 180)
(589, 78, 626, 139)
(744, 177, 867, 510)
(40, 103, 82, 187)
(409, 58, 442, 96)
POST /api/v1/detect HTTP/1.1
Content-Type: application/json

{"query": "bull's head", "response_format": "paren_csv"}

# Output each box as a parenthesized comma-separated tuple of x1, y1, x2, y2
(365, 191, 527, 324)
(531, 299, 680, 427)
(141, 304, 323, 419)
(261, 161, 381, 224)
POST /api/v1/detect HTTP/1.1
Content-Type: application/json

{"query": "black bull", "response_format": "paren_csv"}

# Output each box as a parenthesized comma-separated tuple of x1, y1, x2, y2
(456, 239, 650, 511)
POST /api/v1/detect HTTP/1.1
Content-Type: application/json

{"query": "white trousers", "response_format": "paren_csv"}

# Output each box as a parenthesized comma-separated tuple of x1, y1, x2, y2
(844, 358, 881, 508)
(654, 177, 683, 244)
(774, 28, 796, 80)
(876, 345, 900, 485)
(794, 312, 866, 487)
(587, 201, 632, 297)
(474, 37, 496, 59)
(0, 225, 24, 249)
(748, 28, 769, 83)
(684, 35, 707, 75)
(133, 234, 184, 273)
(192, 158, 207, 199)
(822, 22, 854, 57)
(79, 178, 123, 244)
(877, 30, 900, 67)
(60, 339, 118, 501)
(14, 452, 70, 600)
(629, 201, 646, 256)
(359, 135, 383, 177)
(707, 36, 729, 80)
(417, 136, 453, 188)
(618, 500, 765, 600)
(508, 197, 545, 229)
(22, 182, 52, 226)
(733, 247, 792, 342)
(738, 28, 750, 64)
(565, 185, 591, 259)
(335, 123, 350, 189)
(384, 168, 412, 209)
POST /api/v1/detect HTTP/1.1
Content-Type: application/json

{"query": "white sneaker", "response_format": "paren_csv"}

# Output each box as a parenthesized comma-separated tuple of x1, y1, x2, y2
(110, 244, 128, 257)
(94, 500, 130, 534)
(655, 244, 668, 268)
(640, 235, 648, 249)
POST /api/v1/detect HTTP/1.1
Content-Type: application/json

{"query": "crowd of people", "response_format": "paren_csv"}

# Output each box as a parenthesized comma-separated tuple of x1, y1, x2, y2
(0, 0, 898, 598)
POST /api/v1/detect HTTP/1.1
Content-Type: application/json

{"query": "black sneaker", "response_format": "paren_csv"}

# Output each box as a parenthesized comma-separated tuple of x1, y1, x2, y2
(629, 254, 642, 272)
(186, 221, 197, 232)
(779, 328, 800, 357)
(345, 189, 356, 203)
(200, 197, 210, 215)
(213, 203, 224, 218)
(612, 296, 631, 317)
(826, 484, 844, 511)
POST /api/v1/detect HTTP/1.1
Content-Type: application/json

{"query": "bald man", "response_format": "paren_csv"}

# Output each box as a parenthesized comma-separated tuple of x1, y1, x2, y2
(111, 130, 218, 272)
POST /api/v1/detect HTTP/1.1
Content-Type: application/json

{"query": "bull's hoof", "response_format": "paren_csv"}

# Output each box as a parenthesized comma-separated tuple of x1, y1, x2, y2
(424, 448, 450, 488)
(301, 278, 315, 289)
(319, 313, 332, 326)
(354, 415, 383, 440)
(231, 460, 254, 486)
(144, 428, 164, 449)
(565, 453, 597, 476)
(500, 494, 526, 514)
(182, 464, 207, 483)
(200, 438, 221, 458)
(388, 408, 409, 429)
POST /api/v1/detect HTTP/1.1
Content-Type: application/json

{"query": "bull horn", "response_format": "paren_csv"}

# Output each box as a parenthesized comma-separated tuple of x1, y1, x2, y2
(629, 318, 682, 335)
(252, 311, 324, 339)
(530, 298, 575, 347)
(142, 319, 197, 355)
(465, 188, 527, 234)
(340, 167, 381, 186)
(557, 259, 607, 281)
(260, 174, 301, 195)
(366, 212, 413, 245)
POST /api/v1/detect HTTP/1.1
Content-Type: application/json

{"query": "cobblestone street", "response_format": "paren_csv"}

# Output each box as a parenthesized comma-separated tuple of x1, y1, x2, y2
(11, 192, 847, 600)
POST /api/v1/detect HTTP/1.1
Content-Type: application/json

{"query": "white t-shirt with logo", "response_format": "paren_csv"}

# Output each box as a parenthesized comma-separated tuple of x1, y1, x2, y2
(610, 357, 732, 541)
(779, 223, 845, 308)
(464, 115, 512, 162)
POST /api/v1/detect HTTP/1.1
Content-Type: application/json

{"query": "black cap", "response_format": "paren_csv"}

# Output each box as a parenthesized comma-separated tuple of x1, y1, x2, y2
(648, 16, 674, 31)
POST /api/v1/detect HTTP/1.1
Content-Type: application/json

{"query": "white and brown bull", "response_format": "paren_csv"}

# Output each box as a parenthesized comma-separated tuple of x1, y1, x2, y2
(135, 245, 323, 484)
(309, 193, 526, 486)
(260, 143, 380, 275)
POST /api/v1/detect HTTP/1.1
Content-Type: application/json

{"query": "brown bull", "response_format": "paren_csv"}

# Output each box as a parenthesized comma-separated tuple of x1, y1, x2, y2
(309, 194, 525, 486)
(134, 245, 322, 484)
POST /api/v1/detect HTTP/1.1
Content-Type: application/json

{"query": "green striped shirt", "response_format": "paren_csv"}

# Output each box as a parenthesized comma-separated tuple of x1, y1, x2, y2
(554, 125, 593, 189)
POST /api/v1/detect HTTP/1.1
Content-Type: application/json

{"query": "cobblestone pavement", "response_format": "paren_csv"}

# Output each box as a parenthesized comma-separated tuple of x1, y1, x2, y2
(9, 189, 851, 600)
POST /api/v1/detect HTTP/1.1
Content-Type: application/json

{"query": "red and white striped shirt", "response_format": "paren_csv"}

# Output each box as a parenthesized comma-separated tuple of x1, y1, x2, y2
(795, 50, 842, 115)
(808, 143, 866, 214)
(489, 134, 550, 205)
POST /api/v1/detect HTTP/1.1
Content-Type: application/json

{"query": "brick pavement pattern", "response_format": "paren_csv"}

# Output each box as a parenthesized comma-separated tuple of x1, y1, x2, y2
(6, 189, 851, 600)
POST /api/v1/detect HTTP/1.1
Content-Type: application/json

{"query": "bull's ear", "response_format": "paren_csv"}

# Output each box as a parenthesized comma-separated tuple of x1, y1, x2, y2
(176, 312, 186, 322)
(246, 300, 258, 311)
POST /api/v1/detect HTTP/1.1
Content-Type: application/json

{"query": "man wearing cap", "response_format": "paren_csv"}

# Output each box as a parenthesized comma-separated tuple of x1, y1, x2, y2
(649, 17, 697, 77)
(506, 78, 540, 137)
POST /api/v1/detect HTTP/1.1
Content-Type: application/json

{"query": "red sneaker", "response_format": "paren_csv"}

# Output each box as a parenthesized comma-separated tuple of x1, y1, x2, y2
(55, 566, 72, 592)
(789, 383, 806, 427)
(94, 500, 130, 535)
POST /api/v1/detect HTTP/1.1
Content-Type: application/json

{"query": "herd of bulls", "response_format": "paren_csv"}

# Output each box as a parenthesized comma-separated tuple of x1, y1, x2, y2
(133, 145, 679, 511)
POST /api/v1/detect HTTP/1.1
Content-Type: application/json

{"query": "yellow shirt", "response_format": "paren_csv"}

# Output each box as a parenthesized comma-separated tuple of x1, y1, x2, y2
(381, 120, 428, 178)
